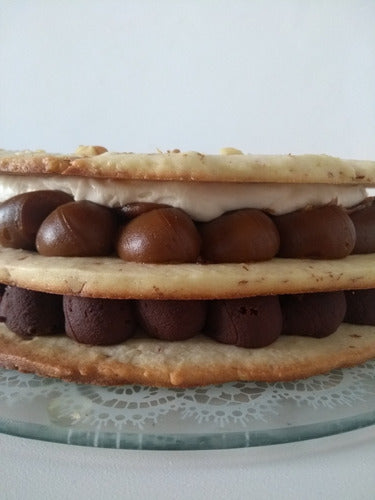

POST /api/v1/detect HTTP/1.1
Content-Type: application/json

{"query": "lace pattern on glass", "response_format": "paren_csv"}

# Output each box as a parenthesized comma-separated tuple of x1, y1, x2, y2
(1, 361, 375, 433)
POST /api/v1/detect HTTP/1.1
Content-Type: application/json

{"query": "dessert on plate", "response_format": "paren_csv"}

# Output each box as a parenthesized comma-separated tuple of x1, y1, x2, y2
(0, 145, 374, 387)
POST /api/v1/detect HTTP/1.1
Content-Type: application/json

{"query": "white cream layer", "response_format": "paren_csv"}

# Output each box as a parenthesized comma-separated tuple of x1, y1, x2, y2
(0, 175, 368, 221)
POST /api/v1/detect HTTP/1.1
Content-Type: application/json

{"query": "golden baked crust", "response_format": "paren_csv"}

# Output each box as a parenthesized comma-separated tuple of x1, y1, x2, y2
(0, 149, 73, 175)
(0, 323, 374, 387)
(1, 148, 375, 184)
(0, 247, 375, 299)
(70, 151, 375, 184)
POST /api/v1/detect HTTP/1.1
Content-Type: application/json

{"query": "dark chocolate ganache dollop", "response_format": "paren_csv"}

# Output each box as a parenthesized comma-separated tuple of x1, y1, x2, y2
(273, 205, 356, 259)
(63, 295, 136, 345)
(0, 286, 64, 338)
(116, 207, 201, 263)
(345, 289, 375, 325)
(136, 299, 207, 340)
(0, 190, 73, 250)
(206, 296, 282, 348)
(280, 291, 346, 338)
(199, 209, 280, 263)
(36, 201, 118, 256)
(349, 202, 375, 254)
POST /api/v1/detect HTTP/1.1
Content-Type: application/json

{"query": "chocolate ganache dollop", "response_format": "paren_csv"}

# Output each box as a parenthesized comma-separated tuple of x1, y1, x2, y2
(0, 286, 64, 338)
(199, 209, 280, 263)
(116, 207, 201, 263)
(280, 291, 346, 338)
(206, 296, 282, 348)
(63, 295, 136, 345)
(345, 289, 375, 325)
(273, 205, 356, 259)
(36, 200, 118, 256)
(349, 201, 375, 254)
(136, 299, 207, 340)
(0, 190, 73, 250)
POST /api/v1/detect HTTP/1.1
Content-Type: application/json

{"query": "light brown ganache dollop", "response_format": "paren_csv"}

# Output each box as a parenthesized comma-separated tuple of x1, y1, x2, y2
(36, 200, 118, 257)
(273, 205, 356, 259)
(116, 207, 201, 263)
(199, 209, 280, 263)
(349, 202, 375, 254)
(0, 190, 73, 250)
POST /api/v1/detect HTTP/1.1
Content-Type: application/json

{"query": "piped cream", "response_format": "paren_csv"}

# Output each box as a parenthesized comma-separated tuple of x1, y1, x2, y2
(0, 174, 368, 221)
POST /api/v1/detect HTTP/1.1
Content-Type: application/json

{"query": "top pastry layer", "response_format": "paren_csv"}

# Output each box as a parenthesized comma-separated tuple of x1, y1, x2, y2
(1, 147, 375, 184)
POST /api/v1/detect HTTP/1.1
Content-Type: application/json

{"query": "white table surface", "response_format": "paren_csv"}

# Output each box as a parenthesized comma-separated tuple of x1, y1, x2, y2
(1, 425, 375, 500)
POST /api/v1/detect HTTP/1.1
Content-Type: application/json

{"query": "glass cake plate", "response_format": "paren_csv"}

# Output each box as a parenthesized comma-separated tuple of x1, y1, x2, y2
(1, 361, 375, 450)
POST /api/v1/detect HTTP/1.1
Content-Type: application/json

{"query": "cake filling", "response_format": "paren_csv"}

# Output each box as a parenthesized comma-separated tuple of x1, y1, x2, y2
(0, 190, 375, 263)
(0, 285, 373, 348)
(0, 174, 367, 220)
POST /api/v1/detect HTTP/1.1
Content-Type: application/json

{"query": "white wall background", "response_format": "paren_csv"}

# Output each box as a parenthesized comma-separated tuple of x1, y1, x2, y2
(1, 0, 374, 158)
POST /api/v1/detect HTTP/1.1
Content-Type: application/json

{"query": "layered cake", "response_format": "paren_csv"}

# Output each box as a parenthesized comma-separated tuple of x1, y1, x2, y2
(0, 146, 374, 387)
